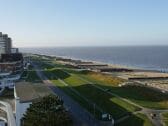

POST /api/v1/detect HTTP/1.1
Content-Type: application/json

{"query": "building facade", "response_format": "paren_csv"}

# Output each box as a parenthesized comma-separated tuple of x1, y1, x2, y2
(0, 32, 23, 89)
(0, 32, 12, 56)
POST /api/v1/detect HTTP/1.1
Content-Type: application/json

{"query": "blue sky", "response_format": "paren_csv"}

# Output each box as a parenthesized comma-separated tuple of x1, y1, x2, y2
(0, 0, 168, 47)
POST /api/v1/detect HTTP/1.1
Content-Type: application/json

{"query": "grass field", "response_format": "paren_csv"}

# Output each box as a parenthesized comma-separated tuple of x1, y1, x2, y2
(70, 69, 168, 109)
(43, 66, 140, 119)
(162, 113, 168, 126)
(117, 113, 154, 126)
(31, 56, 168, 125)
(37, 60, 168, 110)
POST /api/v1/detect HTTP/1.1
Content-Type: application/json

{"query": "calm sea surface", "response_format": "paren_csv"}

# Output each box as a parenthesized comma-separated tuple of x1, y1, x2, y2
(20, 46, 168, 72)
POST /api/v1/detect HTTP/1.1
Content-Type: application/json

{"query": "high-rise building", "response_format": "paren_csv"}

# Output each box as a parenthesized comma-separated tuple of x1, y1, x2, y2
(0, 32, 23, 76)
(0, 32, 12, 56)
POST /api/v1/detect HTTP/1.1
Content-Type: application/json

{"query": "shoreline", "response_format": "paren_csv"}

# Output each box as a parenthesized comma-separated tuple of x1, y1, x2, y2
(38, 53, 162, 73)
(33, 53, 168, 93)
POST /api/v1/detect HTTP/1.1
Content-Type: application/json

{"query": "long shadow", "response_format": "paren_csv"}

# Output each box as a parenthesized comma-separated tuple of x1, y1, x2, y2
(74, 70, 168, 103)
(102, 84, 168, 102)
(115, 114, 148, 126)
(47, 84, 146, 126)
(42, 70, 131, 120)
(44, 69, 70, 80)
(36, 61, 168, 104)
(75, 84, 129, 117)
(33, 61, 147, 125)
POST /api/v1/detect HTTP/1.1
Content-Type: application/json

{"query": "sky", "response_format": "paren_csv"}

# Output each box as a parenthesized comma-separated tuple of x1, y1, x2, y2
(0, 0, 168, 47)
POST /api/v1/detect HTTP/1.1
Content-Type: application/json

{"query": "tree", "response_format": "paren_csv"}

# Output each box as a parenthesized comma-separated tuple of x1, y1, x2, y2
(22, 94, 73, 126)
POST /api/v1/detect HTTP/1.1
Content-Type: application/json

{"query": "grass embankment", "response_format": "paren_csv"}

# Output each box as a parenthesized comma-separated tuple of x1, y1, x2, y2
(54, 61, 168, 109)
(43, 68, 102, 117)
(110, 85, 168, 109)
(74, 70, 168, 109)
(117, 113, 154, 126)
(162, 113, 168, 126)
(43, 66, 139, 119)
(31, 56, 168, 125)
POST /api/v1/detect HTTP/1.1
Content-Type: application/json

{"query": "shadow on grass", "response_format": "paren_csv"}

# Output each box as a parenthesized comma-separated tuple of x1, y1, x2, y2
(32, 63, 149, 125)
(44, 69, 70, 80)
(115, 114, 149, 126)
(47, 84, 146, 126)
(103, 85, 168, 102)
(73, 69, 168, 103)
(46, 80, 139, 119)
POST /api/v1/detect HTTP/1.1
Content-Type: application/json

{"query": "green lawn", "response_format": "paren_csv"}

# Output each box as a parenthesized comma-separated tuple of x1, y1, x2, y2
(162, 113, 168, 126)
(32, 56, 168, 125)
(60, 67, 168, 109)
(43, 67, 140, 119)
(117, 113, 153, 126)
(51, 79, 102, 118)
(76, 71, 168, 109)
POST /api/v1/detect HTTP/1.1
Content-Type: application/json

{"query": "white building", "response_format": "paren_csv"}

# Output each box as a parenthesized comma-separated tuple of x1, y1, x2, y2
(14, 82, 52, 126)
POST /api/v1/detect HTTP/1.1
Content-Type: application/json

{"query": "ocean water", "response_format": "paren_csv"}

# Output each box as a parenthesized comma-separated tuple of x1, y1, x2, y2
(20, 46, 168, 72)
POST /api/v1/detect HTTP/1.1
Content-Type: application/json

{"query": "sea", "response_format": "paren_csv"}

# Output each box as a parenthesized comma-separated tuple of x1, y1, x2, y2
(20, 46, 168, 72)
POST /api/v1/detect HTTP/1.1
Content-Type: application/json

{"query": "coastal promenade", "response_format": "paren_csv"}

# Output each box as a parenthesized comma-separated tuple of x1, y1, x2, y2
(31, 54, 168, 126)
(33, 63, 110, 126)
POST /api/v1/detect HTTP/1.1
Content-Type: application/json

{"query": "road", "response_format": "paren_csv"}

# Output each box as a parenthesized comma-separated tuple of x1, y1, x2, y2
(33, 63, 110, 126)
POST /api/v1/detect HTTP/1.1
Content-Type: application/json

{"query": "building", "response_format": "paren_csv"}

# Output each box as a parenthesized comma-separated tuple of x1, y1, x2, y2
(0, 32, 23, 89)
(14, 82, 52, 126)
(11, 48, 19, 54)
(0, 32, 12, 56)
(0, 33, 23, 76)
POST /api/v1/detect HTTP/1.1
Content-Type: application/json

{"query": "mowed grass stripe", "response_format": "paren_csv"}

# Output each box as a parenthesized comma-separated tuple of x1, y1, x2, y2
(44, 68, 139, 119)
(117, 113, 154, 126)
(75, 71, 168, 109)
(44, 69, 102, 118)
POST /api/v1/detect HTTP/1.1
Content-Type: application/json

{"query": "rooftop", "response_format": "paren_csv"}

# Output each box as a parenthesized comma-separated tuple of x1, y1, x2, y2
(15, 82, 52, 103)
